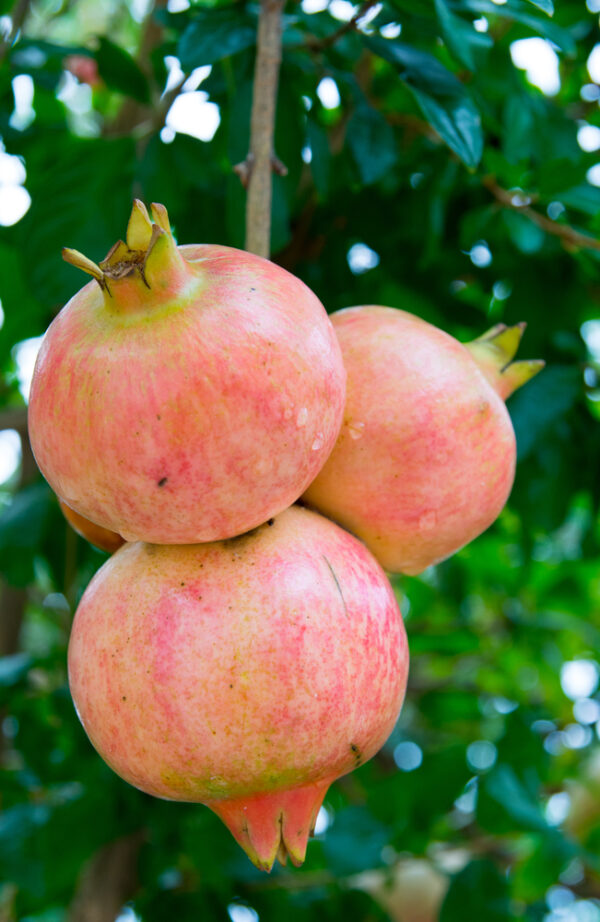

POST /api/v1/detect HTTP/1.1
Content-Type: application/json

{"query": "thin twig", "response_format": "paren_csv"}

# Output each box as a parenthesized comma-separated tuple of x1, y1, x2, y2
(303, 0, 380, 52)
(0, 0, 32, 63)
(103, 0, 167, 140)
(0, 407, 27, 433)
(68, 830, 146, 922)
(483, 175, 600, 253)
(243, 0, 286, 258)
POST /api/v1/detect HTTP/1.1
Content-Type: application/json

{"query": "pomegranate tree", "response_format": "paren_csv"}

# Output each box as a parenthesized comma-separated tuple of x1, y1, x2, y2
(28, 201, 345, 544)
(303, 307, 543, 575)
(68, 505, 409, 871)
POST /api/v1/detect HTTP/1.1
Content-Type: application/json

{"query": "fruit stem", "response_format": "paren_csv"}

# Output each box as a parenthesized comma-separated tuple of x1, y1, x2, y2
(62, 201, 195, 313)
(466, 322, 545, 400)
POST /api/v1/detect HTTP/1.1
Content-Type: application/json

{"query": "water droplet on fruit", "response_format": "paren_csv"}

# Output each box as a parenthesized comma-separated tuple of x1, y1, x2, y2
(418, 512, 436, 531)
(311, 434, 324, 451)
(348, 421, 365, 440)
(296, 407, 308, 427)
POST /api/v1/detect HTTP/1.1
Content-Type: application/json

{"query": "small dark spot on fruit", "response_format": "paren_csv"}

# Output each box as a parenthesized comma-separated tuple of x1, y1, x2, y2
(158, 477, 168, 487)
(156, 414, 161, 420)
(267, 518, 274, 526)
(350, 742, 362, 764)
(249, 287, 256, 292)
(229, 684, 233, 688)
(180, 581, 185, 586)
(122, 696, 127, 701)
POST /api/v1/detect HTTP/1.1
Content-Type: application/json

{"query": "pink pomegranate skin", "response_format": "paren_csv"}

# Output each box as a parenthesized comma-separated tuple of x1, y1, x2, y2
(303, 307, 529, 575)
(28, 213, 345, 544)
(68, 506, 409, 870)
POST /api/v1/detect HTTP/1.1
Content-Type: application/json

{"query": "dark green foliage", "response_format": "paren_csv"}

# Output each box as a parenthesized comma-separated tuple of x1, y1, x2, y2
(1, 0, 600, 920)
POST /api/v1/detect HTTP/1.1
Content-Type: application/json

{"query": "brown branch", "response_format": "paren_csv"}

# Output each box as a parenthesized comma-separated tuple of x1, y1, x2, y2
(103, 0, 168, 140)
(303, 0, 380, 52)
(243, 0, 286, 258)
(0, 583, 27, 656)
(483, 175, 600, 253)
(0, 407, 27, 434)
(68, 830, 145, 922)
(0, 0, 32, 63)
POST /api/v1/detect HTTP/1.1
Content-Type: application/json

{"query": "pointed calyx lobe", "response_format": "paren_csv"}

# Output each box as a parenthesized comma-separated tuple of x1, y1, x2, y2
(62, 200, 193, 312)
(211, 780, 330, 871)
(465, 322, 545, 401)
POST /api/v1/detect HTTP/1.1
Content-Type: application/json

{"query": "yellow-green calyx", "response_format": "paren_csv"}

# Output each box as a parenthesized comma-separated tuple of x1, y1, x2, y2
(465, 322, 545, 401)
(62, 200, 192, 310)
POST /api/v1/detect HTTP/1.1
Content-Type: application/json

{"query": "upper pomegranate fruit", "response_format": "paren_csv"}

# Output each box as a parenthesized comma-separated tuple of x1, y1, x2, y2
(28, 201, 346, 544)
(303, 307, 544, 575)
(68, 505, 409, 871)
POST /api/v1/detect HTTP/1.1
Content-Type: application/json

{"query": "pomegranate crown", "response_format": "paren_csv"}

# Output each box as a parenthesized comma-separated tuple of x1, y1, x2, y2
(62, 200, 188, 299)
(466, 322, 545, 400)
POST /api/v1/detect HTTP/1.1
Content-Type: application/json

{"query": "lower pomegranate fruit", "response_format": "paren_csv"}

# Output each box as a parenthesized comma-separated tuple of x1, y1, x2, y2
(68, 505, 408, 870)
(303, 308, 544, 575)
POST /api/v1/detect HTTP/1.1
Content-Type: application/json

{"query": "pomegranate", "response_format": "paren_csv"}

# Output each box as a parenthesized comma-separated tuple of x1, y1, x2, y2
(59, 498, 124, 553)
(303, 308, 543, 575)
(63, 55, 101, 87)
(68, 505, 408, 870)
(28, 201, 346, 544)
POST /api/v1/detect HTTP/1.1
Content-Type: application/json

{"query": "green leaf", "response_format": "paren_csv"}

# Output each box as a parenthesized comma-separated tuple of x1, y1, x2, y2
(94, 37, 150, 103)
(364, 37, 483, 168)
(178, 9, 256, 69)
(558, 184, 600, 216)
(481, 764, 549, 832)
(502, 210, 546, 254)
(0, 483, 53, 585)
(455, 1, 574, 53)
(440, 860, 511, 922)
(0, 653, 32, 687)
(434, 0, 492, 70)
(508, 365, 582, 461)
(323, 806, 390, 874)
(0, 483, 53, 553)
(347, 104, 397, 185)
(412, 86, 483, 169)
(0, 243, 45, 357)
(523, 0, 554, 14)
(306, 118, 330, 199)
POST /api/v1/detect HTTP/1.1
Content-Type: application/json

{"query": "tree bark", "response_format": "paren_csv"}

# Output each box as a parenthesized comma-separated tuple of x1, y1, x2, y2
(244, 0, 286, 257)
(68, 831, 146, 922)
